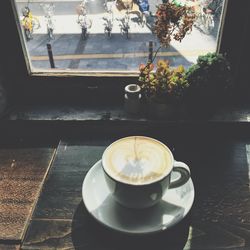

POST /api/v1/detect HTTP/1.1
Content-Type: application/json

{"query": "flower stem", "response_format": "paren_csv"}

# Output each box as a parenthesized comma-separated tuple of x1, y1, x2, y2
(151, 45, 162, 64)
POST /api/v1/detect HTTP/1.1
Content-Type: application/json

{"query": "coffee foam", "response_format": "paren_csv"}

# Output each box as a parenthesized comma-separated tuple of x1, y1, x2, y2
(102, 136, 172, 185)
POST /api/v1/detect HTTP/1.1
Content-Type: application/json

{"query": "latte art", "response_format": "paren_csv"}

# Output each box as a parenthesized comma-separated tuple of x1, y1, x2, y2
(102, 136, 172, 185)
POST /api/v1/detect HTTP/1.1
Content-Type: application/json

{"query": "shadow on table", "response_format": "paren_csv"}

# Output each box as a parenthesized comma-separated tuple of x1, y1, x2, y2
(71, 201, 191, 250)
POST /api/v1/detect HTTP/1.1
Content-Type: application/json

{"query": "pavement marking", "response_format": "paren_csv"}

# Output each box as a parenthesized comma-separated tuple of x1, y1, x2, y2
(31, 49, 214, 61)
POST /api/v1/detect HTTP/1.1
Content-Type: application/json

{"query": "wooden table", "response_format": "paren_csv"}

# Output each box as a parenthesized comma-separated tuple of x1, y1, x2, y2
(1, 136, 250, 249)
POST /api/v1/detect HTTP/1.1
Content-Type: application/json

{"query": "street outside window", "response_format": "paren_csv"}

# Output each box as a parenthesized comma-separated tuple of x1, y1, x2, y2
(14, 0, 225, 74)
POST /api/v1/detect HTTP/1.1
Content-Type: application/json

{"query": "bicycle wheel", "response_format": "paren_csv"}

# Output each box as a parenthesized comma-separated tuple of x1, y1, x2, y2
(141, 14, 146, 28)
(214, 5, 222, 21)
(204, 14, 214, 34)
(48, 28, 54, 40)
(107, 29, 111, 38)
(32, 17, 40, 30)
(194, 12, 202, 27)
(125, 29, 129, 39)
(82, 27, 87, 40)
(25, 29, 32, 40)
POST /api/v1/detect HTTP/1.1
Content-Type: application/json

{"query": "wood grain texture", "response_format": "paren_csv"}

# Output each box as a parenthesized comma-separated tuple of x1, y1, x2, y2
(0, 244, 20, 250)
(22, 139, 250, 249)
(32, 141, 105, 220)
(180, 140, 250, 249)
(0, 147, 55, 243)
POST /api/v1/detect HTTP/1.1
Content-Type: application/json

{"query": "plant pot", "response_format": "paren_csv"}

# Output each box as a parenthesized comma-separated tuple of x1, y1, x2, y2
(147, 101, 178, 119)
(124, 84, 142, 115)
(185, 97, 218, 119)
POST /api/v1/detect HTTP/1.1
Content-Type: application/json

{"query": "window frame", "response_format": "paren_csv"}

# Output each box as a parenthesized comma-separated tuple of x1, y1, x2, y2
(0, 0, 249, 105)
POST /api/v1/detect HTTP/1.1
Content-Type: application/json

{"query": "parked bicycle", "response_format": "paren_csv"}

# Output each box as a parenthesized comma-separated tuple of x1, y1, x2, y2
(76, 1, 92, 40)
(40, 3, 55, 40)
(77, 14, 92, 40)
(103, 1, 114, 38)
(21, 6, 40, 41)
(202, 0, 223, 20)
(195, 0, 223, 34)
(103, 15, 113, 38)
(117, 11, 130, 39)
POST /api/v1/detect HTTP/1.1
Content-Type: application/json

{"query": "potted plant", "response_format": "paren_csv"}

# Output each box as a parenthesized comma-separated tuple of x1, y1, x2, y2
(136, 2, 196, 118)
(138, 59, 189, 118)
(184, 52, 233, 117)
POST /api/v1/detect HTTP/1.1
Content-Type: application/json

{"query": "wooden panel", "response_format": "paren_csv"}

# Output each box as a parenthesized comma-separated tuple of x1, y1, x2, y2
(0, 147, 55, 243)
(32, 141, 105, 219)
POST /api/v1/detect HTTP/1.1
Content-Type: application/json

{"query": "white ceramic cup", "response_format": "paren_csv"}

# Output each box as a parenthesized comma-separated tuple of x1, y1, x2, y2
(124, 84, 141, 99)
(102, 136, 190, 209)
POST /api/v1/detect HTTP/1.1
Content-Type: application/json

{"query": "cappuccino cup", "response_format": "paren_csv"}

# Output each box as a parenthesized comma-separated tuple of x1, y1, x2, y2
(102, 136, 190, 209)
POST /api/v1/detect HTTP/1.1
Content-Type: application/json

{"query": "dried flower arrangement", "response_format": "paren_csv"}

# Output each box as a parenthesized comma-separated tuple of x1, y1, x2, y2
(138, 2, 196, 106)
(154, 2, 196, 47)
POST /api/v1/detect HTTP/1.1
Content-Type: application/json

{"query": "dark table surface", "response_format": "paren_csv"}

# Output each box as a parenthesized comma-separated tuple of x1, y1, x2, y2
(13, 136, 249, 250)
(19, 139, 250, 250)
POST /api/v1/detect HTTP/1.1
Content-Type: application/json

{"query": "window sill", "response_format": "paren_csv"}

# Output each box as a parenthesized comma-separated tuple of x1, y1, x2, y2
(5, 103, 250, 123)
(2, 103, 250, 140)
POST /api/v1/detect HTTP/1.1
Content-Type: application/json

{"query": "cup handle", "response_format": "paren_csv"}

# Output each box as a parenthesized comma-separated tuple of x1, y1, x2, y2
(169, 160, 190, 189)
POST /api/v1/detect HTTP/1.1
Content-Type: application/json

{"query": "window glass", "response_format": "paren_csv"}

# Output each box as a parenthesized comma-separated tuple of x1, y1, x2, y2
(14, 0, 226, 74)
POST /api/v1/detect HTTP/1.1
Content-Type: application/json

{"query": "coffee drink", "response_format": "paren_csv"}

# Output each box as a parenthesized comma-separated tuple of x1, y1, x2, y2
(102, 136, 173, 185)
(102, 136, 190, 209)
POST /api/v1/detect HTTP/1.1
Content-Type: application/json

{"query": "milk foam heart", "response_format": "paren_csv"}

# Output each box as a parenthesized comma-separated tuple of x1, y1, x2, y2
(102, 136, 173, 185)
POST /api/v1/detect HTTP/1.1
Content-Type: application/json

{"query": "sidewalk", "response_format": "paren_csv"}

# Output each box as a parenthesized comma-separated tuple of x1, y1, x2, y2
(30, 13, 153, 34)
(28, 12, 215, 51)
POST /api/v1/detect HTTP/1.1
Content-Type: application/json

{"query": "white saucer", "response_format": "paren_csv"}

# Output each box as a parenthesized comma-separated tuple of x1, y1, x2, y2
(82, 160, 195, 235)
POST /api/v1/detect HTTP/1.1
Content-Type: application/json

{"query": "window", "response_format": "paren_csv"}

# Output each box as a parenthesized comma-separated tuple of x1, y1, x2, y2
(0, 0, 248, 104)
(13, 0, 227, 73)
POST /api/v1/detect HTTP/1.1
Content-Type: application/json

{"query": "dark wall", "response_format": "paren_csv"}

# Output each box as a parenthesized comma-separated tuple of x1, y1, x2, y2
(219, 0, 250, 99)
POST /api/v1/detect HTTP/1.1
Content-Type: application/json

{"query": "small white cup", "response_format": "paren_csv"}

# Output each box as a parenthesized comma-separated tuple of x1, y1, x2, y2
(124, 84, 142, 114)
(124, 84, 141, 99)
(102, 136, 190, 209)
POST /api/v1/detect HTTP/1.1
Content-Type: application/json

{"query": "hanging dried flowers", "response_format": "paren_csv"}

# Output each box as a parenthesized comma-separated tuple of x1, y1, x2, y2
(154, 2, 196, 47)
